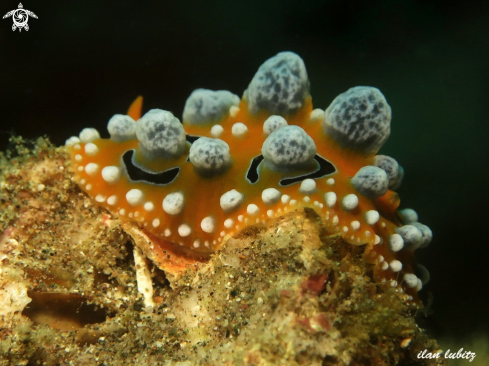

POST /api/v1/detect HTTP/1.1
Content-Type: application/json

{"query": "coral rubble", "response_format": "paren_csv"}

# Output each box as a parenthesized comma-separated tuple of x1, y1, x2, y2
(0, 138, 446, 365)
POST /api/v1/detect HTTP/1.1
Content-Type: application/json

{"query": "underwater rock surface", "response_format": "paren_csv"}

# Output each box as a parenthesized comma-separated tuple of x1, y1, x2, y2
(0, 138, 446, 365)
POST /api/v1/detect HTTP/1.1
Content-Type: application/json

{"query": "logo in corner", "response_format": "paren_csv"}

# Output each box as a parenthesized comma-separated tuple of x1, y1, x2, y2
(3, 3, 37, 32)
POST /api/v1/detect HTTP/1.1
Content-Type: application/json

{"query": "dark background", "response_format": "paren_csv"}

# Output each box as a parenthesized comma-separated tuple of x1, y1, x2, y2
(1, 0, 489, 344)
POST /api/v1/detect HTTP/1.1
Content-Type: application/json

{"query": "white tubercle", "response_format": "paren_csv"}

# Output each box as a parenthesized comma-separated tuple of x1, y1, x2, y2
(332, 215, 339, 225)
(152, 218, 160, 228)
(247, 204, 259, 215)
(224, 218, 234, 229)
(342, 194, 358, 211)
(299, 179, 316, 194)
(95, 194, 106, 203)
(398, 208, 418, 224)
(201, 216, 216, 233)
(163, 192, 185, 215)
(144, 202, 155, 211)
(326, 178, 335, 186)
(403, 273, 419, 288)
(107, 195, 118, 206)
(324, 192, 337, 208)
(416, 278, 423, 291)
(84, 142, 99, 156)
(262, 188, 281, 205)
(65, 136, 81, 146)
(101, 166, 122, 184)
(126, 189, 145, 206)
(229, 105, 240, 117)
(220, 189, 244, 212)
(350, 221, 360, 231)
(388, 234, 404, 252)
(389, 260, 403, 272)
(263, 115, 288, 135)
(281, 194, 291, 204)
(309, 108, 324, 122)
(178, 224, 192, 237)
(232, 122, 248, 137)
(365, 210, 380, 225)
(85, 163, 99, 176)
(211, 124, 224, 137)
(79, 128, 100, 143)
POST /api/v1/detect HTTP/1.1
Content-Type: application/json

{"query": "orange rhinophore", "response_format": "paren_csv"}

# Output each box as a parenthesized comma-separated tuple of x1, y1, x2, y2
(66, 52, 432, 299)
(127, 95, 143, 121)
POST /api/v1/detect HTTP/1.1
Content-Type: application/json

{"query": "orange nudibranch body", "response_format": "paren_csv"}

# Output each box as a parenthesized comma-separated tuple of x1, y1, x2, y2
(66, 52, 432, 299)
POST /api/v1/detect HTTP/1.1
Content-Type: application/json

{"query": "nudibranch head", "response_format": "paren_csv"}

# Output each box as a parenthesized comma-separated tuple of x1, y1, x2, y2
(66, 51, 432, 300)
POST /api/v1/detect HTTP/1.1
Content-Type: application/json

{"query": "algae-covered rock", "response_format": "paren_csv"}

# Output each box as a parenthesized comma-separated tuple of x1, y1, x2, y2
(0, 138, 446, 365)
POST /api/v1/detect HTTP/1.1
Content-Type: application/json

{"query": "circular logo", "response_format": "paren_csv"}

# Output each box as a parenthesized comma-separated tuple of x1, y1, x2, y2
(3, 3, 38, 32)
(12, 9, 28, 28)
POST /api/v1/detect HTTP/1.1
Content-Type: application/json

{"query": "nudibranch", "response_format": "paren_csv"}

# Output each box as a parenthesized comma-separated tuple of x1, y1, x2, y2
(66, 52, 432, 299)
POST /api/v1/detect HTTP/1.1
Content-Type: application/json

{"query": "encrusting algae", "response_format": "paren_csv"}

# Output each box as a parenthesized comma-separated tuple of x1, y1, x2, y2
(0, 52, 447, 365)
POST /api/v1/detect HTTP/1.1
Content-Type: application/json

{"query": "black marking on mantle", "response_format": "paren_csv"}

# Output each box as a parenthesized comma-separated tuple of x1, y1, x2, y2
(122, 150, 180, 185)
